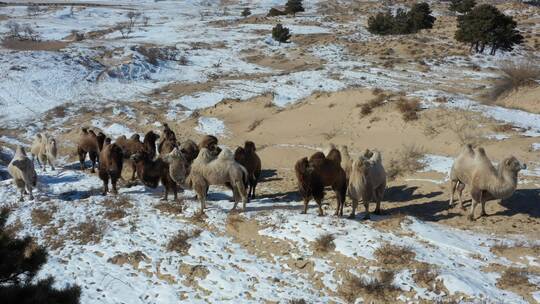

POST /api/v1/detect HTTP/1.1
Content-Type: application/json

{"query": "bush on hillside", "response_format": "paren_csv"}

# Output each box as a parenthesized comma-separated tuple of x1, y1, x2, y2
(285, 0, 304, 16)
(455, 4, 523, 55)
(449, 0, 476, 14)
(367, 2, 435, 35)
(272, 23, 291, 43)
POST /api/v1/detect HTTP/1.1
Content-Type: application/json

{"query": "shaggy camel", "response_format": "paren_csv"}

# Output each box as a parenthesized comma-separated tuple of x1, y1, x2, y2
(450, 145, 526, 220)
(163, 147, 189, 187)
(77, 127, 106, 173)
(338, 145, 352, 180)
(30, 133, 44, 165)
(158, 123, 177, 154)
(188, 148, 248, 213)
(234, 141, 261, 199)
(116, 131, 160, 180)
(35, 135, 57, 171)
(294, 149, 347, 216)
(347, 150, 386, 219)
(98, 138, 124, 195)
(8, 146, 37, 201)
(131, 152, 177, 201)
(198, 135, 221, 155)
(179, 140, 199, 163)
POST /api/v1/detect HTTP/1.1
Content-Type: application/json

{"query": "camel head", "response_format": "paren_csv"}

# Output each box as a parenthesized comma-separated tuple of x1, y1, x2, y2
(130, 133, 141, 142)
(501, 156, 526, 174)
(244, 141, 256, 153)
(353, 156, 371, 174)
(144, 131, 160, 144)
(15, 145, 27, 157)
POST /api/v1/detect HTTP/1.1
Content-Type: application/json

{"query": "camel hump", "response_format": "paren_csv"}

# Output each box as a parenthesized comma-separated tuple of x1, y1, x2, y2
(81, 127, 89, 133)
(370, 150, 382, 163)
(218, 148, 234, 160)
(477, 147, 486, 156)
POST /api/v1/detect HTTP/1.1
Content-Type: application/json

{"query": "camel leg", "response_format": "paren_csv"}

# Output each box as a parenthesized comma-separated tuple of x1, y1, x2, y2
(19, 188, 24, 202)
(111, 175, 119, 195)
(78, 148, 86, 170)
(449, 180, 457, 207)
(162, 186, 169, 201)
(172, 183, 178, 201)
(130, 162, 137, 181)
(316, 197, 324, 216)
(49, 158, 55, 171)
(469, 190, 480, 221)
(480, 191, 487, 218)
(89, 151, 97, 173)
(348, 198, 358, 219)
(363, 201, 370, 220)
(457, 182, 466, 210)
(102, 176, 109, 195)
(301, 197, 310, 214)
(27, 184, 34, 200)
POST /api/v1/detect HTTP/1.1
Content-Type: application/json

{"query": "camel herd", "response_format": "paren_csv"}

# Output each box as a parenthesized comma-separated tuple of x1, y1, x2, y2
(6, 124, 527, 221)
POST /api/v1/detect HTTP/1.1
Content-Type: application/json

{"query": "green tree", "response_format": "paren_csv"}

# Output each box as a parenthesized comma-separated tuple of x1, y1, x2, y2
(367, 11, 396, 35)
(449, 0, 476, 14)
(0, 208, 81, 304)
(272, 23, 291, 44)
(285, 0, 304, 16)
(407, 2, 436, 31)
(455, 4, 523, 55)
(241, 7, 251, 18)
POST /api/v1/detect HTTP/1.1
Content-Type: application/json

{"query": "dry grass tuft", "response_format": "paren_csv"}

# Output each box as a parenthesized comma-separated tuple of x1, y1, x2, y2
(288, 299, 307, 304)
(102, 196, 133, 209)
(167, 229, 203, 255)
(413, 265, 439, 286)
(154, 200, 183, 215)
(372, 87, 383, 95)
(498, 267, 530, 287)
(247, 118, 263, 132)
(360, 94, 386, 117)
(72, 219, 106, 244)
(486, 60, 540, 101)
(104, 208, 127, 221)
(386, 144, 426, 181)
(374, 243, 416, 266)
(189, 210, 207, 223)
(338, 271, 398, 303)
(31, 206, 56, 227)
(491, 123, 515, 133)
(313, 233, 335, 253)
(396, 98, 421, 121)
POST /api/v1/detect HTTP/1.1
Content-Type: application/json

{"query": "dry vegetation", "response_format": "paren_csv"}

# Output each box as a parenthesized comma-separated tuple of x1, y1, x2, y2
(31, 206, 56, 227)
(396, 98, 421, 121)
(413, 265, 440, 288)
(338, 271, 398, 303)
(360, 94, 386, 116)
(313, 233, 335, 253)
(166, 229, 202, 255)
(247, 118, 263, 132)
(497, 267, 531, 287)
(71, 219, 106, 244)
(374, 243, 416, 266)
(486, 60, 540, 100)
(386, 144, 426, 180)
(154, 200, 183, 215)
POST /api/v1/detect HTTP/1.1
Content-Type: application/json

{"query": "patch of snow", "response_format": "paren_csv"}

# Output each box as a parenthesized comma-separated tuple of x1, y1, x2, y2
(195, 117, 227, 137)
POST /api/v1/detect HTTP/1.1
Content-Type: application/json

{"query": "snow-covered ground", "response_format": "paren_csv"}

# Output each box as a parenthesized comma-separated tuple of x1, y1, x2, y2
(1, 164, 538, 303)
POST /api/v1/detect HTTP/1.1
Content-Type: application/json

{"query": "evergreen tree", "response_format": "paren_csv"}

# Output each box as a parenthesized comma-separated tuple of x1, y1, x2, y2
(241, 7, 251, 18)
(455, 4, 523, 55)
(367, 11, 396, 35)
(267, 8, 286, 17)
(272, 23, 291, 44)
(407, 2, 436, 31)
(285, 0, 304, 16)
(449, 0, 476, 14)
(0, 208, 80, 304)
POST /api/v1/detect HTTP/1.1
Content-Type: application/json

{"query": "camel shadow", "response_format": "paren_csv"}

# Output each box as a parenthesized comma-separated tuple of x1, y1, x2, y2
(384, 185, 443, 202)
(493, 188, 540, 218)
(58, 188, 101, 201)
(260, 169, 282, 182)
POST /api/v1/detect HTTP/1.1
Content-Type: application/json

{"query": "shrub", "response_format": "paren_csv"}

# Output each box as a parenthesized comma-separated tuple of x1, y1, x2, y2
(455, 4, 523, 55)
(267, 8, 286, 17)
(0, 208, 81, 304)
(498, 267, 530, 287)
(374, 243, 416, 265)
(166, 229, 202, 255)
(396, 98, 421, 121)
(408, 2, 436, 31)
(285, 0, 304, 16)
(487, 60, 540, 100)
(386, 144, 426, 180)
(449, 0, 476, 14)
(338, 271, 398, 303)
(241, 7, 251, 18)
(272, 24, 291, 43)
(367, 3, 435, 35)
(313, 233, 335, 253)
